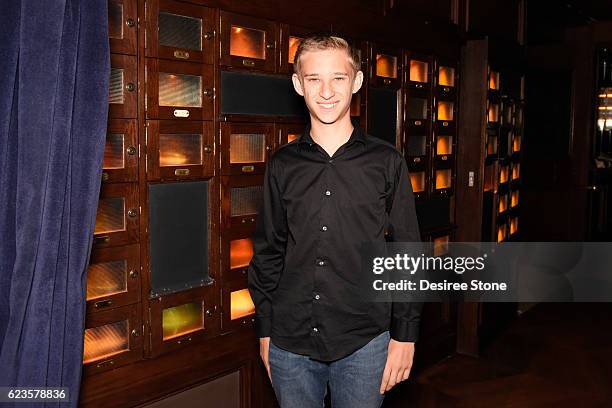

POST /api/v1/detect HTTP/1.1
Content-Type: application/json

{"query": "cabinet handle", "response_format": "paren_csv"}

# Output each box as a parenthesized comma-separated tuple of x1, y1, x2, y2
(204, 31, 213, 40)
(131, 329, 140, 337)
(129, 270, 138, 279)
(126, 18, 135, 28)
(125, 82, 135, 92)
(204, 145, 212, 153)
(126, 145, 136, 155)
(94, 299, 112, 309)
(203, 88, 213, 97)
(127, 208, 138, 218)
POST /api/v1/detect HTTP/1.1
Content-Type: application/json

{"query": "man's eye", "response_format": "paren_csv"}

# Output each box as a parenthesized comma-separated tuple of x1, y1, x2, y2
(308, 78, 319, 82)
(335, 77, 346, 81)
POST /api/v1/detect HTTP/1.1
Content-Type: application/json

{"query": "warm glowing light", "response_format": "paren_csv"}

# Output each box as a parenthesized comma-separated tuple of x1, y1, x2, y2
(410, 60, 428, 83)
(513, 135, 521, 152)
(83, 320, 129, 364)
(499, 165, 509, 184)
(438, 66, 455, 87)
(287, 133, 299, 143)
(497, 226, 506, 243)
(376, 54, 397, 79)
(410, 172, 425, 193)
(436, 135, 452, 155)
(488, 103, 499, 123)
(433, 235, 449, 256)
(230, 238, 253, 269)
(437, 101, 454, 121)
(498, 195, 508, 213)
(162, 302, 203, 340)
(87, 260, 127, 300)
(230, 25, 266, 59)
(512, 163, 520, 180)
(435, 169, 451, 190)
(288, 36, 302, 64)
(511, 191, 519, 207)
(231, 289, 255, 320)
(489, 70, 500, 90)
(510, 217, 518, 235)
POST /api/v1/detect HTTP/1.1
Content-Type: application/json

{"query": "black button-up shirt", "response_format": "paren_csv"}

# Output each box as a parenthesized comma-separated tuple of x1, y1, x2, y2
(247, 124, 423, 361)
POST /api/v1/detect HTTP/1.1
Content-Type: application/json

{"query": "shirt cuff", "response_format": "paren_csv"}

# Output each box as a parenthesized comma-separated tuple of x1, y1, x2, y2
(390, 318, 420, 342)
(255, 315, 272, 338)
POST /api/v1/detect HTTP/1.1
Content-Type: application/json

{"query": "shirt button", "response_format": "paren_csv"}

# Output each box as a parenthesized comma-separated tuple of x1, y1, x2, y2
(314, 294, 321, 300)
(321, 225, 328, 231)
(317, 259, 325, 266)
(325, 190, 331, 196)
(312, 327, 319, 333)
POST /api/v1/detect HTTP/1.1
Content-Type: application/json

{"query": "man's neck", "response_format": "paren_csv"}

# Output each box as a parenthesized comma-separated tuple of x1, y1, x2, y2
(309, 114, 354, 157)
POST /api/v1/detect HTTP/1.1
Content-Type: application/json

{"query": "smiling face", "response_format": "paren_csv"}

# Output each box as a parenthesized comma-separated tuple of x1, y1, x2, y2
(292, 48, 363, 126)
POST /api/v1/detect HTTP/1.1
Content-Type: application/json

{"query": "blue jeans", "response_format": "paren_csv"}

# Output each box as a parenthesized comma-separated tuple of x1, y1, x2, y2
(269, 331, 390, 408)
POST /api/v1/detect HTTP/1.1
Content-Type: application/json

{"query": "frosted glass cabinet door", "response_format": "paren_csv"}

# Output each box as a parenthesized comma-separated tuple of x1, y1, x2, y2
(221, 123, 274, 176)
(146, 59, 214, 120)
(102, 119, 138, 183)
(146, 120, 214, 181)
(108, 0, 137, 55)
(83, 304, 142, 376)
(93, 183, 139, 249)
(371, 45, 401, 89)
(146, 0, 215, 64)
(109, 54, 137, 119)
(220, 11, 277, 73)
(86, 244, 140, 314)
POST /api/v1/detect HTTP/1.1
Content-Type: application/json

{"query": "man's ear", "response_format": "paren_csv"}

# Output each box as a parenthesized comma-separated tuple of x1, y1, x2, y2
(292, 73, 305, 96)
(352, 70, 364, 94)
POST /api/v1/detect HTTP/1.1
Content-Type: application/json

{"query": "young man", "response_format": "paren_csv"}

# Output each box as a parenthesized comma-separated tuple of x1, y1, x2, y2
(247, 35, 422, 408)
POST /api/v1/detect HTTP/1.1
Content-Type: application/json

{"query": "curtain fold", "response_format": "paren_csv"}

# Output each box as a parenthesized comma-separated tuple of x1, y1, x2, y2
(0, 0, 109, 406)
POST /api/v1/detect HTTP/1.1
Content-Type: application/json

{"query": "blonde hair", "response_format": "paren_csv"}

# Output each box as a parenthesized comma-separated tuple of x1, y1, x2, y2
(293, 34, 361, 75)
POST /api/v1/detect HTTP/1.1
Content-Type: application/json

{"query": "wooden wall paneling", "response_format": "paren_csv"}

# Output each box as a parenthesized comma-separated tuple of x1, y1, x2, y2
(93, 182, 140, 249)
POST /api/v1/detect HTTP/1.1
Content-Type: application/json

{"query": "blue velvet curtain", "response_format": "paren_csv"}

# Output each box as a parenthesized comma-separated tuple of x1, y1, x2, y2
(0, 0, 109, 406)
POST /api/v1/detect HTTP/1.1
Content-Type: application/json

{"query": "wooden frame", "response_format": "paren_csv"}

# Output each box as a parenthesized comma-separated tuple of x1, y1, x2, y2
(405, 52, 433, 93)
(102, 119, 138, 183)
(83, 303, 143, 376)
(109, 54, 138, 119)
(93, 183, 139, 249)
(221, 175, 264, 230)
(146, 0, 215, 64)
(146, 120, 215, 181)
(221, 227, 255, 284)
(370, 44, 402, 89)
(220, 11, 277, 73)
(86, 244, 141, 315)
(221, 278, 256, 333)
(220, 122, 274, 176)
(277, 122, 304, 146)
(148, 285, 220, 357)
(434, 57, 458, 97)
(108, 0, 137, 55)
(146, 59, 214, 120)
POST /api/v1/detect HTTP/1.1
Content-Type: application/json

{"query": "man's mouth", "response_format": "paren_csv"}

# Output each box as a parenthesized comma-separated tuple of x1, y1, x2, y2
(317, 101, 339, 110)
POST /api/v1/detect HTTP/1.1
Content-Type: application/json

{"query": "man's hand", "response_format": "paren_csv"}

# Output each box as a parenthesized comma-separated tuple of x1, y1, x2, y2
(259, 337, 272, 384)
(379, 339, 415, 394)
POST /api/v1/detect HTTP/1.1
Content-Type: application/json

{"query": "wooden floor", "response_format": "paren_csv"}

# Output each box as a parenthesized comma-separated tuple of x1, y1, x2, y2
(383, 303, 612, 407)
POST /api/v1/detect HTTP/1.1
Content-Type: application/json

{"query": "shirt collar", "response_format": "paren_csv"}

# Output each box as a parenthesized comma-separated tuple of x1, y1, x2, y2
(298, 121, 367, 150)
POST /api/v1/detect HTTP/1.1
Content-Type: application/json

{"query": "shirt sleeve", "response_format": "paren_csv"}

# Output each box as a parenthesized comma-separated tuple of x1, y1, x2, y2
(247, 157, 288, 338)
(386, 151, 424, 342)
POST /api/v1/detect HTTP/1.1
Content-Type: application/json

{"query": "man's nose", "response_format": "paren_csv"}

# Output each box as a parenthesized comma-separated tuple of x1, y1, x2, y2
(319, 80, 335, 99)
